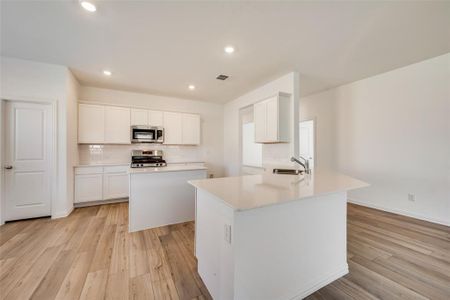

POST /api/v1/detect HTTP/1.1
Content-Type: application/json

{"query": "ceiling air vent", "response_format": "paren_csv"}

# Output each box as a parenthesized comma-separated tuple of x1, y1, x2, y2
(216, 74, 229, 80)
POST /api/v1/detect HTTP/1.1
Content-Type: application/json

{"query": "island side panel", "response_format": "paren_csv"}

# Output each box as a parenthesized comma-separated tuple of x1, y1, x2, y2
(195, 189, 235, 300)
(234, 191, 348, 300)
(129, 169, 207, 232)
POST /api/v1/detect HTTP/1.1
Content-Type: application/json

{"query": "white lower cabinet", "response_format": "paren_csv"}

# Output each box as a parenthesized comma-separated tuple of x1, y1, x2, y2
(103, 166, 129, 200)
(74, 165, 129, 203)
(74, 173, 103, 203)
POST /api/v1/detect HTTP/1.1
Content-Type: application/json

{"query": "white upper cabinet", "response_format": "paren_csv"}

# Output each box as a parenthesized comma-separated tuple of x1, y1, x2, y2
(104, 106, 131, 144)
(131, 109, 163, 127)
(130, 109, 148, 125)
(163, 112, 201, 145)
(148, 110, 164, 127)
(78, 104, 105, 144)
(254, 93, 290, 143)
(163, 112, 183, 144)
(254, 101, 266, 143)
(79, 103, 199, 145)
(182, 113, 201, 145)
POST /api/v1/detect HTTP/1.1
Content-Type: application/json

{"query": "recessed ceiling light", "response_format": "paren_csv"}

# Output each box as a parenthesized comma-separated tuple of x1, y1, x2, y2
(103, 70, 112, 76)
(80, 1, 96, 12)
(188, 85, 195, 90)
(224, 46, 235, 54)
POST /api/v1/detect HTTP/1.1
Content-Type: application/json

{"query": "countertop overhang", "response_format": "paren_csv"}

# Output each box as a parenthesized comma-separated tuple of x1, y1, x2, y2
(189, 170, 369, 211)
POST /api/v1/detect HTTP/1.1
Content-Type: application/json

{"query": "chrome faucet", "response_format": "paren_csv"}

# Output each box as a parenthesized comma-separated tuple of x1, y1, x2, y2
(290, 156, 311, 174)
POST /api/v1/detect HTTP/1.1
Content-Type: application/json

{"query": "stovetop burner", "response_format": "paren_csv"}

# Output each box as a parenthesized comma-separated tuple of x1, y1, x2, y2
(131, 149, 167, 168)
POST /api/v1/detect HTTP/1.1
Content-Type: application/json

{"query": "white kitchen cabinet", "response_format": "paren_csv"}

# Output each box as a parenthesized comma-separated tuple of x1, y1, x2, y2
(254, 93, 290, 143)
(148, 110, 164, 126)
(163, 112, 201, 145)
(196, 189, 234, 300)
(131, 109, 163, 127)
(78, 104, 105, 144)
(163, 112, 183, 144)
(103, 166, 129, 200)
(74, 165, 129, 203)
(254, 101, 266, 143)
(131, 108, 148, 125)
(75, 172, 103, 203)
(182, 113, 200, 144)
(105, 106, 131, 144)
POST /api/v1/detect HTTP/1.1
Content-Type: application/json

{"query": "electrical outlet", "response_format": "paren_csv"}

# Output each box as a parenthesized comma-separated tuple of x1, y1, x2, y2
(408, 193, 415, 202)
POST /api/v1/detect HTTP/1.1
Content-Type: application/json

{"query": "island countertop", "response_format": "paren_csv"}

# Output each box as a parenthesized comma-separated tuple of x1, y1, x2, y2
(188, 169, 368, 211)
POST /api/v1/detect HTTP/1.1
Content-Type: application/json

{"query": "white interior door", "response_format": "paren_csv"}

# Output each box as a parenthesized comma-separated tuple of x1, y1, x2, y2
(3, 101, 53, 221)
(299, 120, 315, 169)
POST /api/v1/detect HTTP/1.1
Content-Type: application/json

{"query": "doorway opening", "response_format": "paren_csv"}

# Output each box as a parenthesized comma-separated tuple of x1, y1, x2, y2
(299, 119, 315, 169)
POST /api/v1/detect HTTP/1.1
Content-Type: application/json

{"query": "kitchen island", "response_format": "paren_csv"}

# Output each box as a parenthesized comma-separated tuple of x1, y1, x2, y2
(129, 164, 207, 232)
(189, 170, 368, 300)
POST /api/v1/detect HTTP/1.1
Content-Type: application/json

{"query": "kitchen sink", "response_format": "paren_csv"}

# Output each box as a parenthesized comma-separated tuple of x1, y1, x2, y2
(272, 168, 304, 175)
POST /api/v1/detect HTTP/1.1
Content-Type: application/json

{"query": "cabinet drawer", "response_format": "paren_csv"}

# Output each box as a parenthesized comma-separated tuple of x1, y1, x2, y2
(75, 166, 104, 175)
(103, 165, 129, 174)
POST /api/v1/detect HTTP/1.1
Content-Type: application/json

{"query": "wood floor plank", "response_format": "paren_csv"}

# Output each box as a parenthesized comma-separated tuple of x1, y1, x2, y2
(4, 245, 62, 300)
(89, 224, 117, 272)
(105, 270, 129, 300)
(31, 249, 78, 300)
(79, 269, 108, 300)
(129, 273, 155, 300)
(1, 202, 448, 300)
(54, 250, 95, 300)
(160, 233, 202, 299)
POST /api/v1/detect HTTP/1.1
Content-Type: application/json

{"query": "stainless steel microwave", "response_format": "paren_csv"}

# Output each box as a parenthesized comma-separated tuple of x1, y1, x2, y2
(131, 126, 164, 143)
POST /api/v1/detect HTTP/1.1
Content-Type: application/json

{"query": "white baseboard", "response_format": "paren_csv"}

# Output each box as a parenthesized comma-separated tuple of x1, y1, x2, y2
(348, 198, 450, 227)
(290, 265, 349, 300)
(74, 198, 128, 208)
(52, 206, 74, 219)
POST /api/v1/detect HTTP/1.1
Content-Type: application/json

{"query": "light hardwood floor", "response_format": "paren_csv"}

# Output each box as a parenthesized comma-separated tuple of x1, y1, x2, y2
(0, 203, 449, 300)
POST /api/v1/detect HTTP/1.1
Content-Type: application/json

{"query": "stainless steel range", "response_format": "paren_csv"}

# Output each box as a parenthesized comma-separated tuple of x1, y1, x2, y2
(131, 150, 167, 168)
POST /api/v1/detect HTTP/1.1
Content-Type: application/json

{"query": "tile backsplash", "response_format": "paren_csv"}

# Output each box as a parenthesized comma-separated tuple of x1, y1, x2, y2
(78, 144, 204, 165)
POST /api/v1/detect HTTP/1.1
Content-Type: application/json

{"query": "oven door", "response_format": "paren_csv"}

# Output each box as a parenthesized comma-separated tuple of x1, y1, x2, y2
(131, 126, 156, 143)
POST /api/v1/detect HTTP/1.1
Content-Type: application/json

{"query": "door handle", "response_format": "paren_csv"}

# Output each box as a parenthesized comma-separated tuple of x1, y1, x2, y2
(4, 165, 13, 170)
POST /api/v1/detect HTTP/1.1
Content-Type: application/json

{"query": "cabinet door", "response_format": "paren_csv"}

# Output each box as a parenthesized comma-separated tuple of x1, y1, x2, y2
(131, 109, 148, 126)
(182, 113, 200, 145)
(105, 106, 131, 144)
(103, 172, 129, 200)
(265, 97, 279, 142)
(75, 174, 103, 203)
(163, 112, 182, 144)
(253, 101, 267, 143)
(148, 110, 164, 127)
(78, 104, 105, 143)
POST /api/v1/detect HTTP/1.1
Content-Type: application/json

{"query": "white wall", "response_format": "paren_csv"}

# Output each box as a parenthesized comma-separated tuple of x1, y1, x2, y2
(65, 71, 80, 215)
(0, 56, 78, 220)
(223, 72, 299, 176)
(79, 86, 225, 177)
(300, 53, 450, 225)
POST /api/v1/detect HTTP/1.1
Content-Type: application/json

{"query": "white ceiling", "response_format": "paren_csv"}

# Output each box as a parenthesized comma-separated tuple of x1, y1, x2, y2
(1, 1, 449, 103)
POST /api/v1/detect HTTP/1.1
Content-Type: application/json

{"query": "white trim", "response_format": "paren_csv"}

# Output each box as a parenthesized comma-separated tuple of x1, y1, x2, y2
(0, 96, 58, 224)
(348, 198, 450, 227)
(74, 198, 128, 208)
(289, 265, 349, 300)
(51, 206, 74, 219)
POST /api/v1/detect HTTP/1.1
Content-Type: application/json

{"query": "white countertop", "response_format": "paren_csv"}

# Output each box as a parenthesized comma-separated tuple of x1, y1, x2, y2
(129, 164, 207, 174)
(75, 162, 129, 167)
(188, 170, 369, 211)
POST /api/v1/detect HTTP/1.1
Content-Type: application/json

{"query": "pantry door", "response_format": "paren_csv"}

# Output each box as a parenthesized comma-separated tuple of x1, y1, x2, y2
(3, 101, 53, 221)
